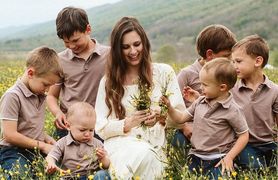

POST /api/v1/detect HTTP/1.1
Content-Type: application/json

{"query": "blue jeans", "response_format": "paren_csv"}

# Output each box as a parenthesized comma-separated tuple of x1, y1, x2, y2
(237, 142, 277, 169)
(189, 154, 222, 180)
(171, 129, 191, 148)
(71, 170, 111, 180)
(0, 146, 44, 179)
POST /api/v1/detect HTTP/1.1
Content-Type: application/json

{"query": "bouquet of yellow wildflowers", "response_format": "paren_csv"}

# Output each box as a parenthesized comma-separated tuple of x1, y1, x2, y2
(130, 78, 152, 130)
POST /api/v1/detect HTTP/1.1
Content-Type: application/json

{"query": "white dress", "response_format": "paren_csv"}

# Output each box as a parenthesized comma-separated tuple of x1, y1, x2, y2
(95, 63, 185, 179)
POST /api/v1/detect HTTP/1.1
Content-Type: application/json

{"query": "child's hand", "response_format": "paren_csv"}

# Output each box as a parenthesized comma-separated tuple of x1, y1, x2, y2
(96, 147, 107, 160)
(215, 155, 234, 176)
(182, 123, 193, 139)
(159, 96, 171, 108)
(183, 86, 200, 103)
(54, 112, 68, 130)
(154, 108, 166, 126)
(46, 162, 58, 174)
(44, 134, 56, 145)
(40, 142, 54, 154)
(45, 157, 64, 175)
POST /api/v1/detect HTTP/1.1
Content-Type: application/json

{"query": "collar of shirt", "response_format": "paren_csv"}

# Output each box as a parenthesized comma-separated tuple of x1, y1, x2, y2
(67, 39, 102, 60)
(16, 79, 46, 101)
(199, 93, 233, 109)
(65, 132, 95, 146)
(237, 74, 272, 90)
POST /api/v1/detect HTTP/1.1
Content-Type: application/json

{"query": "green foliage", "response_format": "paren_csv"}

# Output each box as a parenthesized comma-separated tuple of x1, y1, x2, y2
(271, 51, 278, 67)
(156, 44, 177, 63)
(1, 59, 278, 179)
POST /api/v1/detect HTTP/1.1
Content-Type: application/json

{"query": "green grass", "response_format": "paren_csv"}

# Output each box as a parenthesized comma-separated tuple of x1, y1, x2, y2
(0, 59, 277, 179)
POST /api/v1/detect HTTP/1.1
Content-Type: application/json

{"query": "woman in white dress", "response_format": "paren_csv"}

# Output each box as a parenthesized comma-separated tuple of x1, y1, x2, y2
(95, 17, 185, 179)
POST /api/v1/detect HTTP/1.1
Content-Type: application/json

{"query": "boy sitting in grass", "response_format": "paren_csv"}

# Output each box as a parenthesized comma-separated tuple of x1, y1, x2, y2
(46, 102, 110, 180)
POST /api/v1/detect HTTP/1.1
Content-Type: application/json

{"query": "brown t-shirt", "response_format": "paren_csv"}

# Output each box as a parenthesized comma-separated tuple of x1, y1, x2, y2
(177, 59, 202, 107)
(188, 95, 248, 155)
(48, 133, 104, 176)
(58, 39, 109, 113)
(231, 76, 278, 143)
(0, 80, 46, 147)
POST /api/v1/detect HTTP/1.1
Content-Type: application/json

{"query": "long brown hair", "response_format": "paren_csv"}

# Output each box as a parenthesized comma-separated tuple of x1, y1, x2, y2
(105, 17, 152, 119)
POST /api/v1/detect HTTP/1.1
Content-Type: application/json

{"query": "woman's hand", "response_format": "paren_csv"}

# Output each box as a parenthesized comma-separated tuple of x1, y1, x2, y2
(143, 110, 157, 127)
(124, 110, 150, 132)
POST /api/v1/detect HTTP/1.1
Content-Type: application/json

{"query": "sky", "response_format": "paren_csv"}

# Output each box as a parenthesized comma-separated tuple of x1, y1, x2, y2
(0, 0, 121, 29)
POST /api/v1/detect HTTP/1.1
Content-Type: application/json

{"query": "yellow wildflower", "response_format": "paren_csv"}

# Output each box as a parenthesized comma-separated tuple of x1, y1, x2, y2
(232, 171, 237, 177)
(88, 175, 94, 180)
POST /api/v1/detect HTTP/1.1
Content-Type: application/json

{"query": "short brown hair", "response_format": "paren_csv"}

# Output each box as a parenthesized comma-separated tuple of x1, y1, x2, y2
(196, 24, 237, 58)
(26, 46, 63, 78)
(56, 7, 89, 39)
(202, 57, 237, 90)
(232, 34, 269, 68)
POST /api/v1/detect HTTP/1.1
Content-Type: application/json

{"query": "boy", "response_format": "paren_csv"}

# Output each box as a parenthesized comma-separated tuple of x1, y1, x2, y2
(173, 24, 237, 147)
(46, 102, 110, 179)
(231, 35, 278, 169)
(0, 46, 63, 178)
(47, 7, 109, 138)
(161, 58, 249, 179)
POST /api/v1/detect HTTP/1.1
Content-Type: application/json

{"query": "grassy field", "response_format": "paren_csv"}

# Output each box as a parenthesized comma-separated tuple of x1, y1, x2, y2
(0, 59, 277, 179)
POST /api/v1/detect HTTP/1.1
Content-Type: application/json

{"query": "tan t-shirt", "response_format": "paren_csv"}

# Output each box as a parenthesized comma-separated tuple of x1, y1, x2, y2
(58, 39, 109, 113)
(0, 80, 46, 147)
(177, 58, 202, 107)
(48, 133, 104, 176)
(188, 95, 248, 155)
(231, 76, 278, 143)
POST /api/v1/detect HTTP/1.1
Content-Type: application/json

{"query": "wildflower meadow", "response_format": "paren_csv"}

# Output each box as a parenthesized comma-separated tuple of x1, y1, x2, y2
(0, 59, 277, 179)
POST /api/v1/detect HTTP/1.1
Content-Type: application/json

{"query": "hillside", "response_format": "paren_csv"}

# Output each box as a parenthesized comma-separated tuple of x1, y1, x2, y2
(0, 0, 277, 62)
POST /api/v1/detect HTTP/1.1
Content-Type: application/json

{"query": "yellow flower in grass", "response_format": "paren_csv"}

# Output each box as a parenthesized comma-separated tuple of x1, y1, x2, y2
(244, 177, 248, 180)
(232, 171, 237, 177)
(59, 170, 65, 176)
(76, 165, 81, 169)
(1, 177, 5, 180)
(135, 176, 140, 180)
(88, 175, 94, 180)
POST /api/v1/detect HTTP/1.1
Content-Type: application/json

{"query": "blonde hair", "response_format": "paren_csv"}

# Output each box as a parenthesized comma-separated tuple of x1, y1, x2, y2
(67, 102, 96, 122)
(202, 58, 237, 90)
(26, 46, 63, 78)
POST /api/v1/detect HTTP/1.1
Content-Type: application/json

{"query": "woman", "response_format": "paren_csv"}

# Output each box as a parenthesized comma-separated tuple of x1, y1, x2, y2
(95, 17, 185, 179)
